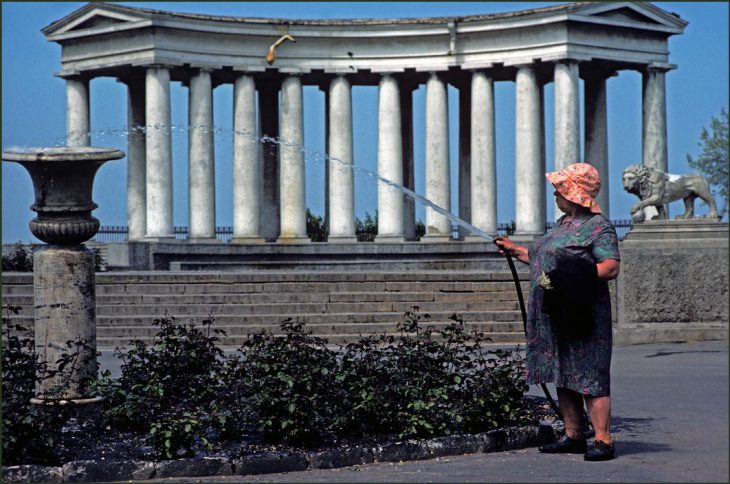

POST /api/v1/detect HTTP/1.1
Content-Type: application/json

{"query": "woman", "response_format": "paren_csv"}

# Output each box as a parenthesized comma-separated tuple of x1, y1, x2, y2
(494, 163, 620, 462)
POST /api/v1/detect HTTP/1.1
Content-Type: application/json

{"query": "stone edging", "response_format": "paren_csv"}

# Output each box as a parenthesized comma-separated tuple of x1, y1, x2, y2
(2, 424, 555, 482)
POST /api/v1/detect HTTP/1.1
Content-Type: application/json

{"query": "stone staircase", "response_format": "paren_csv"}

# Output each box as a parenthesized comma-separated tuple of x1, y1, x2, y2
(1, 270, 529, 348)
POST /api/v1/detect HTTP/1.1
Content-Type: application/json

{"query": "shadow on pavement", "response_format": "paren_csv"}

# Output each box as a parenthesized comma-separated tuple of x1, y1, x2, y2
(614, 440, 673, 456)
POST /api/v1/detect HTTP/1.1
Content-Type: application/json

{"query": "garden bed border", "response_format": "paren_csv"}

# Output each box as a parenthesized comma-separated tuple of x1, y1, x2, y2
(2, 423, 555, 482)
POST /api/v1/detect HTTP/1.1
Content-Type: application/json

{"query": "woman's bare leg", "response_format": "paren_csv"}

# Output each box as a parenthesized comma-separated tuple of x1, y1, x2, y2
(557, 387, 585, 439)
(585, 395, 611, 444)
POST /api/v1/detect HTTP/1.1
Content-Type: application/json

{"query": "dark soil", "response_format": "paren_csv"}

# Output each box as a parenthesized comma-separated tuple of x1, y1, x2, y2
(22, 395, 556, 467)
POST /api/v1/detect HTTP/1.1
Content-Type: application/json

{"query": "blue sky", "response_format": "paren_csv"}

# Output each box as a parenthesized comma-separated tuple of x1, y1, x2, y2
(2, 2, 728, 243)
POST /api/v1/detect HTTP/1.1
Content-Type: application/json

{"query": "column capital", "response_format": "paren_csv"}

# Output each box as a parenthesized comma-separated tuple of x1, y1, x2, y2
(58, 71, 91, 81)
(579, 66, 618, 81)
(553, 58, 581, 66)
(643, 62, 677, 74)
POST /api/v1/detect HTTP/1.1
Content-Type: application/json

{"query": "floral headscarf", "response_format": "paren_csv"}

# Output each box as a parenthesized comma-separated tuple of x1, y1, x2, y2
(545, 163, 602, 214)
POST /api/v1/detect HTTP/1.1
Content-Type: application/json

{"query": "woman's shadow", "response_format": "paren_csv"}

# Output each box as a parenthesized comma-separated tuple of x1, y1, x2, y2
(610, 416, 672, 455)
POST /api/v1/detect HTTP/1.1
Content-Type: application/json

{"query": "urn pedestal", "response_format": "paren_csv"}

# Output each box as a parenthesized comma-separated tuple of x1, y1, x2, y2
(2, 147, 124, 403)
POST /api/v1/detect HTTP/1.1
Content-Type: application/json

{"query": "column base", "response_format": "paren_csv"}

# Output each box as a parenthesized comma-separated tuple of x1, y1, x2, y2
(327, 235, 358, 244)
(188, 237, 222, 244)
(421, 234, 453, 243)
(231, 236, 267, 245)
(374, 235, 406, 243)
(276, 235, 311, 244)
(143, 236, 180, 243)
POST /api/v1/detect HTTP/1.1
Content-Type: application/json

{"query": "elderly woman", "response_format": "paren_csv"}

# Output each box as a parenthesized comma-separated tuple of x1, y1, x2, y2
(494, 163, 620, 462)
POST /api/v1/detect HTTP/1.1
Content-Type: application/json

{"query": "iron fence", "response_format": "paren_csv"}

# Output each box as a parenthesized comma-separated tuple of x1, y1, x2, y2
(95, 220, 633, 243)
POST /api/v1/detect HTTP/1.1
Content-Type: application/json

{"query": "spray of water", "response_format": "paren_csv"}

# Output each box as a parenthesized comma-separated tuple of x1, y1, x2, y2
(4, 124, 499, 242)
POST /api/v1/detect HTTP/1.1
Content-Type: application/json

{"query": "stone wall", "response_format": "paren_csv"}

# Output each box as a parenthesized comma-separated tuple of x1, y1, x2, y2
(615, 220, 729, 344)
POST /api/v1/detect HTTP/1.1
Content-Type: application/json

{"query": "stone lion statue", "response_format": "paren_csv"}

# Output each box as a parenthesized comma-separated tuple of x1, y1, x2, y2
(622, 164, 718, 222)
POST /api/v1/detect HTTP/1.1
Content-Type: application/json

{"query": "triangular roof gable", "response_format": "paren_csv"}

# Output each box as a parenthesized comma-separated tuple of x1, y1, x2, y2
(569, 2, 687, 34)
(42, 3, 149, 38)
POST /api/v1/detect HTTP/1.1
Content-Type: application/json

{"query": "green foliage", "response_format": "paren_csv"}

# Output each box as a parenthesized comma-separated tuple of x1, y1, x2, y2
(227, 319, 342, 446)
(0, 245, 104, 272)
(355, 211, 378, 241)
(687, 108, 729, 214)
(306, 209, 326, 242)
(94, 315, 227, 458)
(2, 244, 33, 272)
(148, 412, 212, 460)
(1, 305, 78, 465)
(6, 308, 530, 462)
(337, 308, 528, 439)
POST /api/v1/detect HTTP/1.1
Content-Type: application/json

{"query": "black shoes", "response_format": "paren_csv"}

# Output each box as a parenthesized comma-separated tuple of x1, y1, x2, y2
(584, 440, 615, 461)
(539, 435, 588, 454)
(540, 436, 616, 461)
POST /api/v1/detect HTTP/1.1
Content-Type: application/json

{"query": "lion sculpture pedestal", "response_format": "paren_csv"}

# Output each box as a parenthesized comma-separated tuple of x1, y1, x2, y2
(614, 219, 728, 344)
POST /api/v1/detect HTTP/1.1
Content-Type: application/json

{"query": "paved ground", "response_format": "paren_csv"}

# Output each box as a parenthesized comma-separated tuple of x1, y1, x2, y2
(107, 340, 728, 483)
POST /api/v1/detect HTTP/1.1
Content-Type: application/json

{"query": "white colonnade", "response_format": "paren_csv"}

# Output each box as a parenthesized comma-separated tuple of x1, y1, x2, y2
(66, 62, 671, 242)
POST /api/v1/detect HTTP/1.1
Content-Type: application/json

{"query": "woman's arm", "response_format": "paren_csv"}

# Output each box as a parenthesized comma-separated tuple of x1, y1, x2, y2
(493, 236, 529, 264)
(596, 258, 620, 281)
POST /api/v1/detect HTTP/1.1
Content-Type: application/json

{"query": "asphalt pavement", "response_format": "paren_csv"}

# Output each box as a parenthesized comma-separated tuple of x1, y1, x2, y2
(106, 339, 728, 483)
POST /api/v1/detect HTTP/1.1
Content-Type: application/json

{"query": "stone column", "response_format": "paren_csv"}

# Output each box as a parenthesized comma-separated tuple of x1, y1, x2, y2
(125, 79, 146, 241)
(145, 66, 174, 238)
(584, 71, 611, 218)
(232, 74, 264, 243)
(66, 76, 90, 147)
(514, 64, 545, 237)
(399, 80, 417, 241)
(278, 75, 309, 243)
(327, 75, 357, 242)
(258, 81, 281, 241)
(457, 77, 472, 240)
(424, 73, 451, 241)
(642, 65, 669, 173)
(553, 60, 580, 219)
(188, 69, 216, 241)
(468, 70, 497, 239)
(375, 74, 404, 242)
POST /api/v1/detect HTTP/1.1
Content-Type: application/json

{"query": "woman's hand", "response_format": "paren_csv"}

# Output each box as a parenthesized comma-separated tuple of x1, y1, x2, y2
(493, 236, 530, 264)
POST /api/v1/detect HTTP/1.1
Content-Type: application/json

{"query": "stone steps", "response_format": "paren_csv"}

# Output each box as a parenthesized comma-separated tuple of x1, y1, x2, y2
(2, 270, 530, 347)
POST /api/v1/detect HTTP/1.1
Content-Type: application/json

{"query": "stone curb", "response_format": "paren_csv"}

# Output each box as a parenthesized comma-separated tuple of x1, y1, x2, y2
(1, 424, 555, 482)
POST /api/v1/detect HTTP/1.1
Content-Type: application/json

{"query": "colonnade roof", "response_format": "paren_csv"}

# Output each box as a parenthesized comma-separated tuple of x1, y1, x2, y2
(43, 2, 687, 82)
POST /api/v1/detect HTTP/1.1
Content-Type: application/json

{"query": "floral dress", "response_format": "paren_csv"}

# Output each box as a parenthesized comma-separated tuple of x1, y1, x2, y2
(525, 213, 620, 397)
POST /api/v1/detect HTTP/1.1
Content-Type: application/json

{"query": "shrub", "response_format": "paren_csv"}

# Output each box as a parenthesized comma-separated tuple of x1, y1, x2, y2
(337, 308, 527, 439)
(355, 211, 378, 242)
(94, 315, 227, 458)
(2, 244, 33, 272)
(1, 305, 79, 465)
(306, 209, 326, 242)
(225, 319, 342, 446)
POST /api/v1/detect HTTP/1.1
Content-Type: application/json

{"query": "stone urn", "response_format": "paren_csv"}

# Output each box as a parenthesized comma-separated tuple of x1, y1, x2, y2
(2, 147, 124, 403)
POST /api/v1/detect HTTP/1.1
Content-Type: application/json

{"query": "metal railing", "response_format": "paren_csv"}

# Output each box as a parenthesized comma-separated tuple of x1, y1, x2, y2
(95, 220, 633, 243)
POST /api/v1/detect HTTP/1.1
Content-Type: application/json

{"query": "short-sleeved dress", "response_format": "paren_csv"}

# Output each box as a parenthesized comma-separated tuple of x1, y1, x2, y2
(526, 213, 620, 397)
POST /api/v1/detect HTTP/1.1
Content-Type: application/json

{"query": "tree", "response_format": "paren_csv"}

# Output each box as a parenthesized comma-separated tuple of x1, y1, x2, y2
(686, 108, 729, 217)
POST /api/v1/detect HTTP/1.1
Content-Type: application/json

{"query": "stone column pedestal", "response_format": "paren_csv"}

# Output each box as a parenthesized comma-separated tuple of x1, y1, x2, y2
(33, 246, 99, 402)
(615, 220, 729, 344)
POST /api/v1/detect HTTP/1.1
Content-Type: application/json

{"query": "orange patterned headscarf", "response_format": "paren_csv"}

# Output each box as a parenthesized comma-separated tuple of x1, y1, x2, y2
(545, 163, 602, 214)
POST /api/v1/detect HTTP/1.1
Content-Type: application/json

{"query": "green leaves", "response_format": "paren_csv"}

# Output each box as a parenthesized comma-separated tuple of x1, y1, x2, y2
(687, 108, 729, 210)
(4, 306, 528, 464)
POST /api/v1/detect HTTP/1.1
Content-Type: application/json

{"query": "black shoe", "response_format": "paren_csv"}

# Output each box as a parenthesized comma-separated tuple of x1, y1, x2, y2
(584, 440, 615, 461)
(539, 435, 588, 454)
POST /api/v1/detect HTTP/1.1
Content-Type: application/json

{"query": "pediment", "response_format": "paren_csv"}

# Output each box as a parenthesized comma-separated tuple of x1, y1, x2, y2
(592, 6, 662, 25)
(43, 3, 150, 38)
(570, 2, 688, 33)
